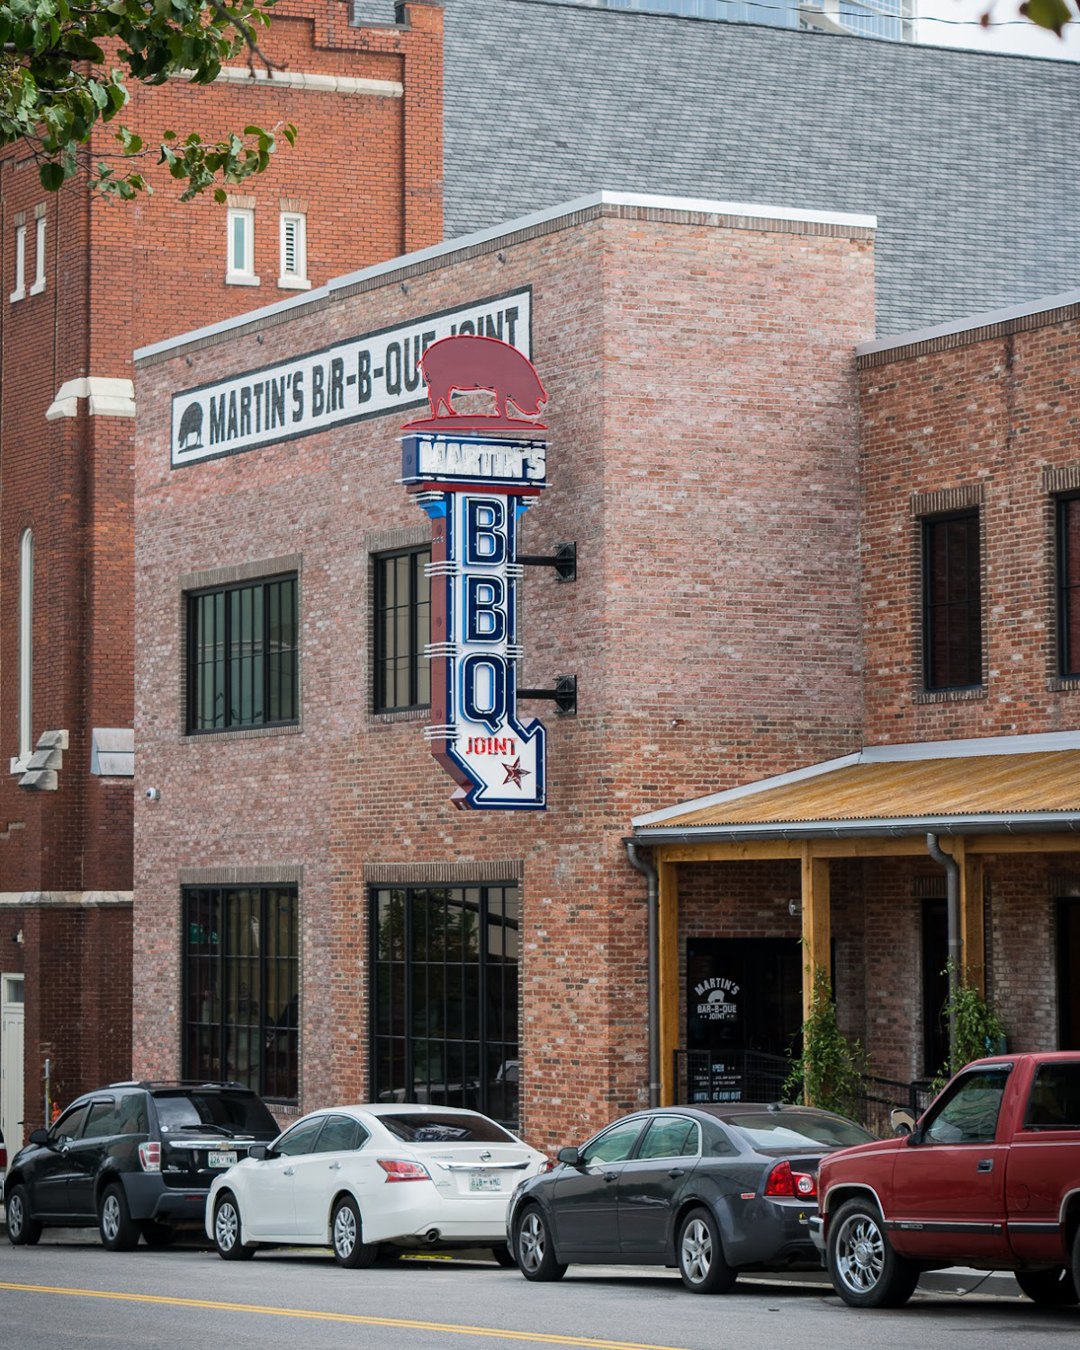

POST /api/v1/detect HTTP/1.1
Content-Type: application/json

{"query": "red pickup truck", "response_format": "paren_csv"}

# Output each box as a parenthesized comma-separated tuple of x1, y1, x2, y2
(811, 1052, 1080, 1308)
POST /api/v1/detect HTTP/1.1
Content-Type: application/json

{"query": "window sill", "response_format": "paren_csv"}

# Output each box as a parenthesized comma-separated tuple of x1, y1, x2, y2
(913, 686, 987, 705)
(226, 273, 261, 287)
(369, 707, 431, 726)
(182, 722, 302, 745)
(277, 275, 311, 290)
(29, 279, 45, 296)
(9, 289, 24, 304)
(9, 756, 30, 774)
(1048, 676, 1080, 693)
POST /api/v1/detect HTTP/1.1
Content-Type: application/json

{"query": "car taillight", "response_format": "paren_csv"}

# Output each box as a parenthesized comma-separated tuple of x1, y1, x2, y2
(0, 1145, 6, 1170)
(764, 1160, 816, 1198)
(377, 1159, 431, 1182)
(138, 1141, 161, 1173)
(539, 1158, 556, 1174)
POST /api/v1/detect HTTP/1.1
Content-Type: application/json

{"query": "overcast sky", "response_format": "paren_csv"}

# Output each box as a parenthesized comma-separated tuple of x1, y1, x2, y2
(918, 0, 1080, 59)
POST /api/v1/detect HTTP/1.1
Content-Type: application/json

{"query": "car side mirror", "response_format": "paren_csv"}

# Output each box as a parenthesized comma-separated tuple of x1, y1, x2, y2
(248, 1144, 270, 1160)
(905, 1126, 924, 1147)
(890, 1107, 915, 1137)
(556, 1146, 581, 1167)
(29, 1128, 50, 1147)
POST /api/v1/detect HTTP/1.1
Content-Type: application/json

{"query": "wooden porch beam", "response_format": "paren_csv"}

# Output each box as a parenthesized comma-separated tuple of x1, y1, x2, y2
(657, 858, 679, 1108)
(954, 837, 986, 996)
(800, 847, 831, 1022)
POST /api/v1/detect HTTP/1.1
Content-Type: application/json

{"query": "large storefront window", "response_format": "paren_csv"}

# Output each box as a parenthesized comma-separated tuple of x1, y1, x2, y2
(183, 887, 299, 1102)
(371, 885, 519, 1126)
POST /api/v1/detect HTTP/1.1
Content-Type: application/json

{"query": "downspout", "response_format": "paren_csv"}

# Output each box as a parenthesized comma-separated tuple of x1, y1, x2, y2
(626, 840, 661, 1109)
(926, 833, 961, 1066)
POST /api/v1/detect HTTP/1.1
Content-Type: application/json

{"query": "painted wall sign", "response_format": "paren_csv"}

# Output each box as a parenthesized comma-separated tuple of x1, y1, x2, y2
(403, 335, 550, 811)
(170, 288, 532, 468)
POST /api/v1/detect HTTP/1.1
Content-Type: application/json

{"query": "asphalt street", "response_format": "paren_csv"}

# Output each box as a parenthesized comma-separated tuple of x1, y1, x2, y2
(0, 1237, 1076, 1350)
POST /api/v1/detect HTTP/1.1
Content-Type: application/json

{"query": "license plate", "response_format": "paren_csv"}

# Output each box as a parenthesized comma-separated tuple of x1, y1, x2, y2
(209, 1151, 237, 1168)
(469, 1173, 501, 1192)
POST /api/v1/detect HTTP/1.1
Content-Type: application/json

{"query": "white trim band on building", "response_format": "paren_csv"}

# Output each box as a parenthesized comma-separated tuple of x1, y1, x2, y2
(133, 190, 879, 363)
(856, 287, 1080, 357)
(0, 891, 133, 907)
(172, 67, 403, 97)
(46, 377, 136, 421)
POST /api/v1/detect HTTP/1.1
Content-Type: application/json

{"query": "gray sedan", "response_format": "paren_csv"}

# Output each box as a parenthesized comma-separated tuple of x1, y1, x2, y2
(507, 1104, 875, 1293)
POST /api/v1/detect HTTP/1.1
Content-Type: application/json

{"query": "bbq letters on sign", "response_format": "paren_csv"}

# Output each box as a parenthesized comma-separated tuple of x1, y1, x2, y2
(402, 334, 550, 811)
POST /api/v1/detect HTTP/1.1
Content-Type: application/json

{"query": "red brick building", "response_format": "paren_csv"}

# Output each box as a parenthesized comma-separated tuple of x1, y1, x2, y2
(132, 193, 877, 1143)
(0, 0, 443, 1149)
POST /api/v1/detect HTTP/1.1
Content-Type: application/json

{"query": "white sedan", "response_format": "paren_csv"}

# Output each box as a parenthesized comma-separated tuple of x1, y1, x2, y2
(205, 1103, 548, 1267)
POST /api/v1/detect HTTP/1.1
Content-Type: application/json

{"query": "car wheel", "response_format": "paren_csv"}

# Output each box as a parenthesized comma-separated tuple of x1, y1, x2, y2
(677, 1207, 738, 1295)
(6, 1185, 42, 1246)
(213, 1193, 256, 1261)
(514, 1206, 567, 1282)
(1015, 1266, 1079, 1306)
(491, 1242, 517, 1268)
(331, 1196, 379, 1269)
(827, 1198, 919, 1308)
(140, 1219, 177, 1248)
(99, 1183, 140, 1252)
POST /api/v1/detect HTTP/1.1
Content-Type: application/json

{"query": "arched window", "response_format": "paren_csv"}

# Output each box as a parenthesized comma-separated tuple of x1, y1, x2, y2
(18, 528, 33, 764)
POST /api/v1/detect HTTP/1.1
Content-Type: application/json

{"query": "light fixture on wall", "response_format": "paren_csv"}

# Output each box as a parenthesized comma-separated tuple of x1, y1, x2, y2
(787, 899, 801, 918)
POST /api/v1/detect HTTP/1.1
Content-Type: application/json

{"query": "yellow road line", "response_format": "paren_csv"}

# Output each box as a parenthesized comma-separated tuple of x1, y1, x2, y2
(0, 1282, 693, 1350)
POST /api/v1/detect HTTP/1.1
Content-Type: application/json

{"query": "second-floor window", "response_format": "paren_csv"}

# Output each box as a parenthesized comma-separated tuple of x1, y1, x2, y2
(10, 221, 25, 302)
(1057, 494, 1080, 677)
(374, 548, 430, 712)
(226, 207, 257, 285)
(31, 212, 45, 295)
(922, 511, 982, 691)
(187, 574, 298, 733)
(279, 212, 309, 289)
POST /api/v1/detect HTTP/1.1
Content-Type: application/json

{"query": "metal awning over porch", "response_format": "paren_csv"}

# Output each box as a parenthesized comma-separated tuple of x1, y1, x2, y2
(628, 733, 1080, 1106)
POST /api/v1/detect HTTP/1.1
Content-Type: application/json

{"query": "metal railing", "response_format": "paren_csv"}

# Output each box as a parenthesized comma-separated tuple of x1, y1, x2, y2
(674, 1048, 935, 1137)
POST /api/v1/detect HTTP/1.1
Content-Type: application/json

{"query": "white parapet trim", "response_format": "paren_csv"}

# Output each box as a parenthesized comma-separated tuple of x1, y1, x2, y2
(46, 377, 136, 421)
(172, 67, 403, 97)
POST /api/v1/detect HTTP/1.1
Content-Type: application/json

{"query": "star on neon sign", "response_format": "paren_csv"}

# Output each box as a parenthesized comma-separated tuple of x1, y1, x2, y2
(502, 757, 530, 789)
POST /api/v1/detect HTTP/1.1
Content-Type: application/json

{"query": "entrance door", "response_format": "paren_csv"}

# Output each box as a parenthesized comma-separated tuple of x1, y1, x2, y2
(1, 973, 25, 1156)
(685, 938, 803, 1101)
(1057, 900, 1080, 1048)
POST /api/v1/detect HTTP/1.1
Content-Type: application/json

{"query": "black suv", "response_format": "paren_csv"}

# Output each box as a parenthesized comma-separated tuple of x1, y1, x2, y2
(4, 1081, 280, 1250)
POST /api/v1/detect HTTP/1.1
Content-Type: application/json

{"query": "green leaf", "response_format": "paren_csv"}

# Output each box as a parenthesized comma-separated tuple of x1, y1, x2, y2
(39, 161, 65, 192)
(1020, 0, 1073, 33)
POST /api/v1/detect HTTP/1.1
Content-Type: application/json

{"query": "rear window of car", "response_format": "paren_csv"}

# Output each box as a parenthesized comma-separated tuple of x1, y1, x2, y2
(1025, 1063, 1080, 1130)
(153, 1090, 280, 1137)
(377, 1113, 516, 1144)
(724, 1112, 875, 1149)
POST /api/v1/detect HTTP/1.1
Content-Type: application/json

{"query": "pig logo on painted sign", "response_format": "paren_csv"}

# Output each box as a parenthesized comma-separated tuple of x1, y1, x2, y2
(402, 335, 549, 811)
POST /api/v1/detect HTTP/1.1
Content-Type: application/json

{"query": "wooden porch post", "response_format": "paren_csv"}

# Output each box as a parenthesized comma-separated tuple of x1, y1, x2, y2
(800, 847, 831, 1021)
(955, 838, 986, 997)
(658, 857, 679, 1106)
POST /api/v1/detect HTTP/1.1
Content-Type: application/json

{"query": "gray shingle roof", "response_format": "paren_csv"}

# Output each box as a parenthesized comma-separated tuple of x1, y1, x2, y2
(442, 0, 1080, 336)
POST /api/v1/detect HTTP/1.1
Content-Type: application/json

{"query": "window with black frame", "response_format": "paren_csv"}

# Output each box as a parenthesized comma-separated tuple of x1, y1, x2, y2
(187, 574, 298, 732)
(922, 511, 982, 691)
(373, 548, 430, 711)
(183, 886, 299, 1102)
(1058, 495, 1080, 678)
(371, 885, 519, 1126)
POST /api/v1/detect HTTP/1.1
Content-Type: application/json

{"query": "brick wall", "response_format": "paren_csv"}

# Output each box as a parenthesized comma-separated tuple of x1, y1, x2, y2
(133, 199, 873, 1147)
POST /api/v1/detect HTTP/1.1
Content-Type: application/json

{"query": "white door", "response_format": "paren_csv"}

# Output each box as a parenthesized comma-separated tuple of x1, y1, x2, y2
(1, 974, 26, 1157)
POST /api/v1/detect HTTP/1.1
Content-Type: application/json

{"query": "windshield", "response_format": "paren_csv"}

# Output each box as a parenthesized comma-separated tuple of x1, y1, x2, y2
(154, 1090, 280, 1138)
(726, 1112, 875, 1150)
(378, 1112, 516, 1144)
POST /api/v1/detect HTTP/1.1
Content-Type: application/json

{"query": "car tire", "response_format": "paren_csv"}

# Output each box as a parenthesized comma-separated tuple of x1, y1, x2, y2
(99, 1183, 140, 1252)
(213, 1193, 256, 1261)
(514, 1205, 567, 1282)
(331, 1196, 379, 1269)
(677, 1207, 738, 1295)
(1015, 1266, 1079, 1306)
(141, 1219, 177, 1248)
(6, 1184, 43, 1246)
(827, 1197, 919, 1309)
(491, 1242, 517, 1268)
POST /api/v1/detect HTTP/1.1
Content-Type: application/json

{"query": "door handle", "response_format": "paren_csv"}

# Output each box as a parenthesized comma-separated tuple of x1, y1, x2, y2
(604, 1172, 618, 1183)
(668, 1168, 686, 1179)
(329, 1162, 342, 1171)
(977, 1158, 993, 1173)
(283, 1167, 295, 1176)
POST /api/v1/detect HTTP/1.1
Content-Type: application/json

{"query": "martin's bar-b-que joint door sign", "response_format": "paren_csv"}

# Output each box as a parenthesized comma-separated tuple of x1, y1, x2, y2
(401, 333, 550, 810)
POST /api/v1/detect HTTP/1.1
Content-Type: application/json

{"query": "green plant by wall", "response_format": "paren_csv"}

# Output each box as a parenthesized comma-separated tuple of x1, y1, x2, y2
(931, 961, 1006, 1091)
(785, 964, 870, 1121)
